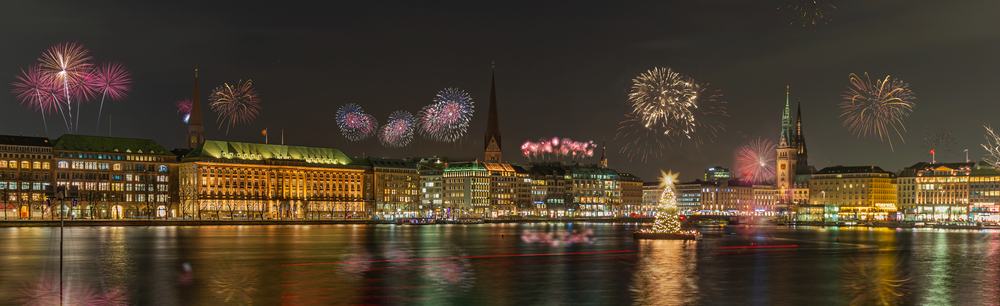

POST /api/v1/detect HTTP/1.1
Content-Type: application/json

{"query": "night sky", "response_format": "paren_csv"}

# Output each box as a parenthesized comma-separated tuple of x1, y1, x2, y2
(2, 1, 999, 182)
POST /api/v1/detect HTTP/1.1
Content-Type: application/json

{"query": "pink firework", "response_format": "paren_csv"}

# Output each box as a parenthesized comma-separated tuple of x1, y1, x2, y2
(12, 64, 63, 135)
(92, 61, 132, 132)
(176, 98, 192, 123)
(521, 137, 596, 161)
(736, 137, 776, 184)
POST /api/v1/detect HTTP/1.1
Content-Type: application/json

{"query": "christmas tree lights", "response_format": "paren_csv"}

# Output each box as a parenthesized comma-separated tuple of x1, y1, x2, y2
(642, 170, 697, 235)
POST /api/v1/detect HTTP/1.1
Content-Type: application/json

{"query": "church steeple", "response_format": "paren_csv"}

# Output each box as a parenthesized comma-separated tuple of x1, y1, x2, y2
(795, 100, 809, 167)
(186, 67, 205, 149)
(599, 138, 607, 168)
(779, 85, 792, 148)
(484, 66, 502, 162)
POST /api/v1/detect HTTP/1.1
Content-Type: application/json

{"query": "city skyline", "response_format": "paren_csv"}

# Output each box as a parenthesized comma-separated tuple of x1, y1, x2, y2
(2, 1, 999, 182)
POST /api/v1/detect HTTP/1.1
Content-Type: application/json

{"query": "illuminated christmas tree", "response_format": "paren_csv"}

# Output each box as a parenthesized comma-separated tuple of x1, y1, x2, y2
(649, 171, 683, 234)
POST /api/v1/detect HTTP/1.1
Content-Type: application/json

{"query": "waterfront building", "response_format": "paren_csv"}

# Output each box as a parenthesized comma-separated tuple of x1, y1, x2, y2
(513, 165, 532, 215)
(969, 162, 1000, 222)
(618, 173, 643, 216)
(704, 166, 730, 183)
(525, 163, 569, 217)
(699, 181, 753, 215)
(178, 140, 369, 219)
(752, 185, 778, 216)
(442, 162, 491, 217)
(53, 135, 177, 219)
(673, 181, 700, 215)
(366, 158, 419, 218)
(416, 158, 446, 216)
(485, 162, 518, 216)
(0, 135, 54, 218)
(898, 161, 974, 221)
(567, 164, 620, 217)
(810, 165, 897, 221)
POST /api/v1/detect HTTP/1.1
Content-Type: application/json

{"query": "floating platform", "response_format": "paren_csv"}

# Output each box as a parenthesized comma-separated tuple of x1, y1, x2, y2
(632, 232, 702, 240)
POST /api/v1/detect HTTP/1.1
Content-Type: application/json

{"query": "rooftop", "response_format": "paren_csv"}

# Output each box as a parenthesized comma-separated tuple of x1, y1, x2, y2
(54, 135, 170, 155)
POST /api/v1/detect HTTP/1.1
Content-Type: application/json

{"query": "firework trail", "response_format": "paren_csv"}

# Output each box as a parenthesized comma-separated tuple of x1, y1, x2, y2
(736, 137, 777, 184)
(38, 42, 96, 133)
(773, 0, 837, 30)
(615, 67, 727, 161)
(921, 127, 957, 157)
(176, 98, 192, 124)
(209, 80, 261, 134)
(380, 110, 415, 147)
(336, 103, 379, 141)
(12, 64, 63, 136)
(92, 61, 132, 133)
(419, 88, 475, 142)
(840, 72, 916, 151)
(520, 137, 596, 161)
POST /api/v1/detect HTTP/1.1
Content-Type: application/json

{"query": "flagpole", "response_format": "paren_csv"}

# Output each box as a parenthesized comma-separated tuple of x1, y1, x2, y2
(966, 149, 969, 163)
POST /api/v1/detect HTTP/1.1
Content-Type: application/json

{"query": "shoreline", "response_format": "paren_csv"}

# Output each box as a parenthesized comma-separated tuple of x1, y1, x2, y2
(0, 217, 656, 227)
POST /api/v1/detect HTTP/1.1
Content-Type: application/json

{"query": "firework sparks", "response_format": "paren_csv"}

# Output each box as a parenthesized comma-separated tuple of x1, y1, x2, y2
(419, 88, 475, 142)
(36, 42, 98, 133)
(520, 137, 596, 161)
(736, 137, 777, 184)
(921, 127, 957, 157)
(380, 110, 416, 147)
(12, 64, 62, 135)
(773, 0, 837, 30)
(211, 261, 261, 305)
(176, 98, 192, 124)
(92, 61, 132, 132)
(209, 80, 261, 134)
(840, 72, 916, 151)
(336, 103, 379, 141)
(616, 67, 727, 161)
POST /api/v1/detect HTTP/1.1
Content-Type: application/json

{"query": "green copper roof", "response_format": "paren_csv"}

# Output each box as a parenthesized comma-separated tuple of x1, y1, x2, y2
(185, 140, 357, 165)
(445, 162, 487, 172)
(53, 135, 170, 155)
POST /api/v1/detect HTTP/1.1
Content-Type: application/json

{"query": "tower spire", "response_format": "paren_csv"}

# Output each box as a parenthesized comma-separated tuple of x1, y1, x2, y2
(484, 65, 502, 162)
(795, 100, 808, 167)
(779, 85, 792, 148)
(600, 138, 608, 168)
(187, 67, 205, 149)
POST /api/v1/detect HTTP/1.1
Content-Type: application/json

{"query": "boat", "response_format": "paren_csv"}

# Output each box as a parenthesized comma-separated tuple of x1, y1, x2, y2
(438, 218, 484, 224)
(396, 218, 436, 225)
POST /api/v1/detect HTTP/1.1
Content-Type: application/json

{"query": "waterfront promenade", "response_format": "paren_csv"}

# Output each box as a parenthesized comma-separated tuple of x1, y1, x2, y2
(0, 216, 656, 227)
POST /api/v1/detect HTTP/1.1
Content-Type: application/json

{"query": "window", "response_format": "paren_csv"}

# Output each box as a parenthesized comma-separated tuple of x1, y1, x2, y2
(58, 161, 68, 169)
(33, 161, 40, 169)
(112, 164, 121, 171)
(21, 161, 29, 169)
(42, 162, 50, 169)
(159, 165, 168, 172)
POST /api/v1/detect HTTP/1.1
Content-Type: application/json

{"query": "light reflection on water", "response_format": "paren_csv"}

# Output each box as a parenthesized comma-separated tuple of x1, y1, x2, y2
(0, 225, 998, 305)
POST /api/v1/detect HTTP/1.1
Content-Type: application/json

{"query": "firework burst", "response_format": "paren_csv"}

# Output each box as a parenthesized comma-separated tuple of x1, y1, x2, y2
(176, 98, 192, 123)
(336, 103, 379, 141)
(12, 64, 62, 135)
(982, 125, 1000, 168)
(520, 137, 596, 161)
(380, 110, 416, 147)
(616, 67, 727, 161)
(209, 79, 261, 134)
(773, 0, 837, 30)
(736, 137, 777, 184)
(921, 127, 957, 157)
(92, 61, 132, 132)
(37, 42, 98, 132)
(840, 72, 916, 151)
(418, 88, 475, 142)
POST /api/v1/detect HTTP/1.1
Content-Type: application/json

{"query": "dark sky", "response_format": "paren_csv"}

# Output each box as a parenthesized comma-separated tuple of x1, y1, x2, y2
(2, 1, 999, 182)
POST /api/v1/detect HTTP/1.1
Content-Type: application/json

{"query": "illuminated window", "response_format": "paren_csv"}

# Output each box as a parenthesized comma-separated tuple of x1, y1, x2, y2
(21, 161, 29, 169)
(8, 161, 15, 168)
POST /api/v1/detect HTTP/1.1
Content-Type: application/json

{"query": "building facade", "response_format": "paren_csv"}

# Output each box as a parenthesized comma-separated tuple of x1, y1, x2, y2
(0, 135, 53, 218)
(367, 159, 419, 218)
(179, 140, 369, 219)
(810, 165, 898, 221)
(53, 135, 178, 219)
(618, 173, 643, 216)
(898, 162, 973, 221)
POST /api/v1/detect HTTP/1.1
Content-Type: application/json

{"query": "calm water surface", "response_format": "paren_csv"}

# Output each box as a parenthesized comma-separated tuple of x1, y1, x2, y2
(0, 224, 998, 305)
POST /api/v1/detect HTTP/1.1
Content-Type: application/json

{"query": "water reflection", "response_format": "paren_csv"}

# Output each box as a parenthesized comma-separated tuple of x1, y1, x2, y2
(630, 240, 699, 306)
(209, 257, 260, 305)
(841, 251, 910, 306)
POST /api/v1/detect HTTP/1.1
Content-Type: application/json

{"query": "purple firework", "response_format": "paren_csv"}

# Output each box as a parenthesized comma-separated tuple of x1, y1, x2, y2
(12, 64, 62, 135)
(418, 88, 474, 142)
(380, 110, 415, 147)
(336, 103, 378, 141)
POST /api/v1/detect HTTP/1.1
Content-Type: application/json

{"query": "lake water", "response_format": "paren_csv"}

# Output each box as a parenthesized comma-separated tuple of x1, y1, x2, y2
(0, 223, 997, 305)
